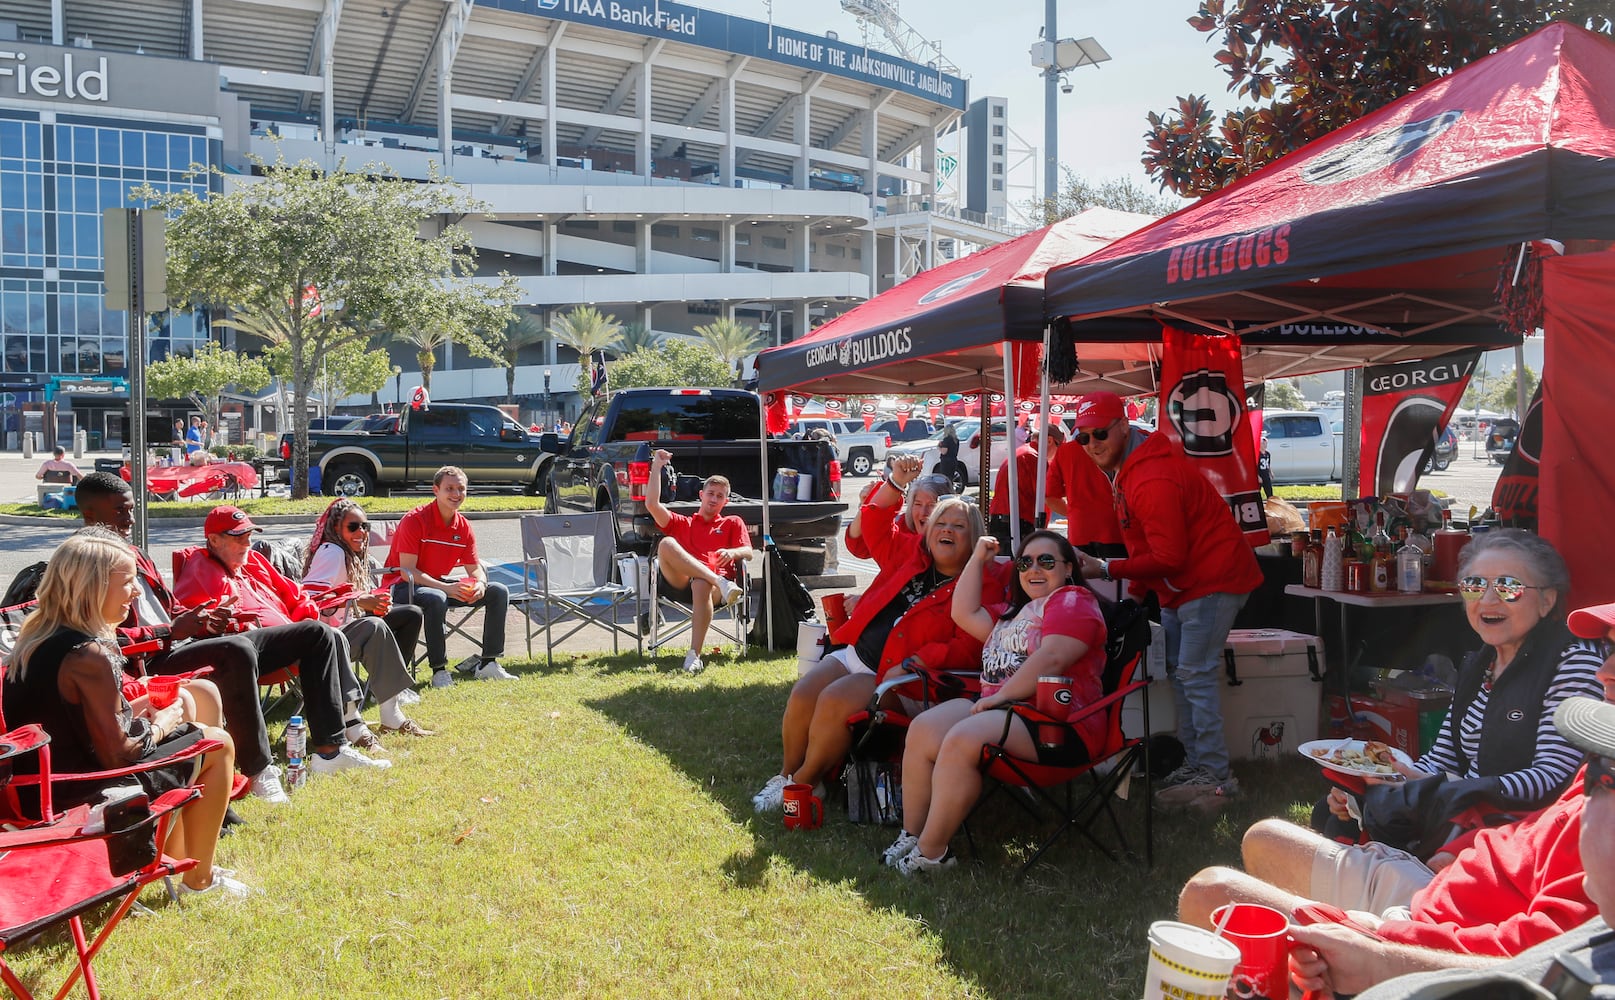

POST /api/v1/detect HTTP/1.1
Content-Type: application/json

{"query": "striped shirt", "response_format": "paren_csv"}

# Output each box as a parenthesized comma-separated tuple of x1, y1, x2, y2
(1415, 638, 1605, 803)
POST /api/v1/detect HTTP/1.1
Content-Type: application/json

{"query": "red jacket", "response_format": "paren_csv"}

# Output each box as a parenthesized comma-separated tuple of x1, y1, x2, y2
(1048, 440, 1123, 547)
(843, 497, 918, 563)
(1376, 778, 1592, 957)
(989, 443, 1048, 519)
(172, 546, 320, 627)
(832, 503, 1012, 680)
(1109, 431, 1261, 608)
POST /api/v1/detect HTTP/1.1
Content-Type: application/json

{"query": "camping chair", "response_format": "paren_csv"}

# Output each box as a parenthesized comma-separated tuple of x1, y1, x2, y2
(644, 552, 753, 660)
(965, 597, 1156, 876)
(843, 666, 983, 824)
(171, 547, 304, 720)
(518, 513, 641, 669)
(0, 725, 202, 1000)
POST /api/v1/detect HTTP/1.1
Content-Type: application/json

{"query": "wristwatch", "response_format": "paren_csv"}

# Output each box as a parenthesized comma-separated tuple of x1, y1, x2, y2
(1098, 559, 1113, 582)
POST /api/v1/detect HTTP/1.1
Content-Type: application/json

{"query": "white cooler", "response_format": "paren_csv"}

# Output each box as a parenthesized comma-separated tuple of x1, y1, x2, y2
(1218, 628, 1325, 761)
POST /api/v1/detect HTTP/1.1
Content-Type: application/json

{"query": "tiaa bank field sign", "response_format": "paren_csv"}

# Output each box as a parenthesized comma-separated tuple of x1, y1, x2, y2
(0, 41, 222, 117)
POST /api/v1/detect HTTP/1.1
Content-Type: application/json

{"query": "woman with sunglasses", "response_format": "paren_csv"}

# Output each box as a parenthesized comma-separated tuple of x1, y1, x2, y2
(302, 499, 437, 738)
(1321, 529, 1601, 864)
(753, 492, 1006, 812)
(883, 530, 1107, 873)
(843, 457, 950, 561)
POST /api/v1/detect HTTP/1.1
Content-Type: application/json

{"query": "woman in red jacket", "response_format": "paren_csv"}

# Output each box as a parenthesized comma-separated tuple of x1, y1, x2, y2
(752, 490, 1002, 812)
(842, 466, 950, 561)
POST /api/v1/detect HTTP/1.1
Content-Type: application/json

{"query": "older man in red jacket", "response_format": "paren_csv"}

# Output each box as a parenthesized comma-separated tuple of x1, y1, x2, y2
(1068, 392, 1262, 807)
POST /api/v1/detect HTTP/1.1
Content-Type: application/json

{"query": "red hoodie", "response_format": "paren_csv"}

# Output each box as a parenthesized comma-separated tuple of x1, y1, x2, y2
(172, 546, 320, 628)
(1108, 431, 1261, 608)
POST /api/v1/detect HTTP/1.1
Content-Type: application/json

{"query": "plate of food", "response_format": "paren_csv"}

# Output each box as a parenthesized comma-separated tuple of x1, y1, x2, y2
(1298, 738, 1414, 779)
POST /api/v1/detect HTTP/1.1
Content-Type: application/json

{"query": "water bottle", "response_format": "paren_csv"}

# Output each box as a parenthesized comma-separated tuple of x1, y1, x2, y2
(285, 715, 307, 791)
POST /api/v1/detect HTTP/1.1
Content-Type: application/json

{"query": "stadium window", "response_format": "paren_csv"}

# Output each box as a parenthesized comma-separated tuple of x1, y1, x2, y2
(826, 244, 845, 258)
(992, 105, 1005, 118)
(761, 235, 788, 250)
(992, 125, 1004, 137)
(992, 144, 1003, 156)
(991, 163, 1003, 175)
(652, 224, 680, 238)
(691, 227, 719, 242)
(991, 180, 1003, 191)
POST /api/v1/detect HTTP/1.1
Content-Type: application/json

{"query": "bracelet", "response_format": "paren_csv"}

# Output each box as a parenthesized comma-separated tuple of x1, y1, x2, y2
(1099, 559, 1113, 582)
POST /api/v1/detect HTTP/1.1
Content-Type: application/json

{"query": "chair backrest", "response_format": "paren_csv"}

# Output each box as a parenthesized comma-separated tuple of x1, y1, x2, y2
(520, 513, 617, 593)
(1096, 597, 1153, 758)
(41, 469, 73, 484)
(0, 601, 37, 672)
(171, 544, 208, 584)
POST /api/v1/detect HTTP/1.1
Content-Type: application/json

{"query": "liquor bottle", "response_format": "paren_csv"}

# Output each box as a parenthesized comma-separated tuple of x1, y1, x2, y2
(1397, 527, 1426, 594)
(1322, 526, 1345, 592)
(1302, 530, 1323, 589)
(1370, 513, 1393, 592)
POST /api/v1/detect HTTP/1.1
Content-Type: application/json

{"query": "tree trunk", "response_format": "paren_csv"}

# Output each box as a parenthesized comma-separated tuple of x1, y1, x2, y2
(418, 350, 434, 393)
(292, 338, 311, 500)
(505, 352, 516, 405)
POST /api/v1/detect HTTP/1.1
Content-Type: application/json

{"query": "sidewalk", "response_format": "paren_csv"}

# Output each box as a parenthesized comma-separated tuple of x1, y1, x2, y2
(0, 448, 126, 504)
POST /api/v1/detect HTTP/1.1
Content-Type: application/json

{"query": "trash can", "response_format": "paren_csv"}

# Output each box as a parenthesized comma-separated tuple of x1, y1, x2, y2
(307, 464, 322, 495)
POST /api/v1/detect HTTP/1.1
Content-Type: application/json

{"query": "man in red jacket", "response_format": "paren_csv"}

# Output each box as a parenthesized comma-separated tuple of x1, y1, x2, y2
(174, 505, 391, 776)
(1069, 391, 1262, 807)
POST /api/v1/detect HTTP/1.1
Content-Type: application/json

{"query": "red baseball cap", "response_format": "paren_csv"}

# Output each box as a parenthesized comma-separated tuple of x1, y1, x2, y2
(204, 505, 262, 537)
(1069, 391, 1127, 430)
(1568, 601, 1615, 640)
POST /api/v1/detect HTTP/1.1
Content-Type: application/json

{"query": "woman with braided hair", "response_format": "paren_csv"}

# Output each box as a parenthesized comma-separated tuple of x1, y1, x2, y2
(302, 499, 436, 737)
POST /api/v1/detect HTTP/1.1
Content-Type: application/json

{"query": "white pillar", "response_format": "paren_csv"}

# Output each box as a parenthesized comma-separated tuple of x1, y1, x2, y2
(793, 94, 810, 189)
(190, 0, 204, 59)
(637, 60, 653, 178)
(636, 220, 652, 274)
(720, 220, 735, 272)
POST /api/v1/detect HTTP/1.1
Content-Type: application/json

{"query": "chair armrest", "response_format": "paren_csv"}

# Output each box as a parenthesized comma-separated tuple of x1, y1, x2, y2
(1005, 675, 1148, 730)
(7, 737, 223, 792)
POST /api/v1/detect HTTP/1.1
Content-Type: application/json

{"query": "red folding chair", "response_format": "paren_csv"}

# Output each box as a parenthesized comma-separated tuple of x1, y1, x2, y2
(966, 598, 1156, 876)
(0, 726, 203, 1000)
(171, 546, 304, 721)
(844, 666, 982, 823)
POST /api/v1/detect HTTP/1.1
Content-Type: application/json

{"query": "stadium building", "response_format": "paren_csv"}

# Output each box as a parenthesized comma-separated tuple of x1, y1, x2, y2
(0, 0, 1010, 447)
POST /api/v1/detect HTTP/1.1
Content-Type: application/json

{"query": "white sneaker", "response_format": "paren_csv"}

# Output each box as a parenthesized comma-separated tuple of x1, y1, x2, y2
(247, 766, 289, 805)
(882, 831, 921, 867)
(310, 744, 394, 774)
(716, 577, 742, 607)
(178, 866, 255, 902)
(752, 774, 790, 812)
(682, 650, 704, 675)
(430, 669, 454, 689)
(396, 688, 422, 705)
(895, 847, 957, 876)
(474, 659, 517, 681)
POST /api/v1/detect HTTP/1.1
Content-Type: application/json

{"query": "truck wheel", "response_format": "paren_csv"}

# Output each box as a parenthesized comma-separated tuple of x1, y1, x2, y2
(328, 464, 379, 498)
(782, 547, 828, 577)
(848, 450, 873, 477)
(1434, 455, 1452, 472)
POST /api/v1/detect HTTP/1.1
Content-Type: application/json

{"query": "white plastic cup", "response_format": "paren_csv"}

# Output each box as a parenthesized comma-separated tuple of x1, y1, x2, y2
(796, 622, 829, 676)
(1141, 921, 1240, 1000)
(795, 472, 814, 501)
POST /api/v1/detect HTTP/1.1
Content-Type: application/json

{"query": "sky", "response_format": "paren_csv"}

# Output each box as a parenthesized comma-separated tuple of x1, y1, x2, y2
(695, 0, 1239, 201)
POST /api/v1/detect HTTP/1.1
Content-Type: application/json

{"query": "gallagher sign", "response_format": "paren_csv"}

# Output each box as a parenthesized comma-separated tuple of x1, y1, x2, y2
(486, 0, 967, 111)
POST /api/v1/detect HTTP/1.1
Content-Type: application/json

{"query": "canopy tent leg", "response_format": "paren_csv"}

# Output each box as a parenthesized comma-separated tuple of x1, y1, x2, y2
(1003, 349, 1022, 555)
(757, 401, 773, 652)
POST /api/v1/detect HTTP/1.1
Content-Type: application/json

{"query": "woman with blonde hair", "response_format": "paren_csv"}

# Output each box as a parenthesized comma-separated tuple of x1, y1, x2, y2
(2, 529, 248, 899)
(302, 498, 435, 737)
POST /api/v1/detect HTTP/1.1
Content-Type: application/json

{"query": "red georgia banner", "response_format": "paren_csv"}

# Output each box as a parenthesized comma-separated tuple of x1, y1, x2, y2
(1357, 351, 1480, 497)
(1156, 325, 1267, 546)
(1493, 382, 1542, 527)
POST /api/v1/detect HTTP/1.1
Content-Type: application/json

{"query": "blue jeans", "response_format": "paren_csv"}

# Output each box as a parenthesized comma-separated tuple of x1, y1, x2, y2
(1162, 591, 1248, 780)
(391, 581, 509, 669)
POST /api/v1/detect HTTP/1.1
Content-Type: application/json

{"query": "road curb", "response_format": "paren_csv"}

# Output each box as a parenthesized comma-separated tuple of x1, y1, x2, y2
(0, 508, 542, 529)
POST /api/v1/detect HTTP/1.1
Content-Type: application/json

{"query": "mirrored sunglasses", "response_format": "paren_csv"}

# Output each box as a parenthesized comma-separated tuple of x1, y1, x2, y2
(1015, 553, 1062, 571)
(1457, 575, 1539, 602)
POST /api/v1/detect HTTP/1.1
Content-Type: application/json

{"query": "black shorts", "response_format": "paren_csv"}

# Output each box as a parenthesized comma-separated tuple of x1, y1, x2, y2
(1005, 706, 1093, 768)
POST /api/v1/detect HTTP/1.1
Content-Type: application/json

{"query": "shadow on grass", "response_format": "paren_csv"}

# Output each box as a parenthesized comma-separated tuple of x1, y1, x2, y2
(586, 670, 1332, 999)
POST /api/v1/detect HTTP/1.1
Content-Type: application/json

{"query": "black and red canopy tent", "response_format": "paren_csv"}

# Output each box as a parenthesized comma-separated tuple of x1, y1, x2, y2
(754, 206, 1152, 396)
(1040, 22, 1615, 393)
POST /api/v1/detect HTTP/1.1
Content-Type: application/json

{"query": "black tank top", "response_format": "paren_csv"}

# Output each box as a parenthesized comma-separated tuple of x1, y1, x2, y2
(2, 626, 126, 780)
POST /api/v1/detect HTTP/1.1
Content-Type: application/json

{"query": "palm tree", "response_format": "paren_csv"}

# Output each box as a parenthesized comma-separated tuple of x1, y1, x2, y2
(694, 317, 764, 381)
(615, 322, 663, 356)
(547, 306, 623, 359)
(501, 310, 549, 403)
(390, 326, 450, 393)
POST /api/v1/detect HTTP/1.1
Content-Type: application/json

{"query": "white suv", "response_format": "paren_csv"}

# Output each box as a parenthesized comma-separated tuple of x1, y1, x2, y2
(1263, 410, 1342, 484)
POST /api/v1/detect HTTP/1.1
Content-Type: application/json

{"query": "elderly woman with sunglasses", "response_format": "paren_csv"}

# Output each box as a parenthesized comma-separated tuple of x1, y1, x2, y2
(302, 499, 437, 738)
(1319, 528, 1602, 871)
(883, 529, 1107, 874)
(843, 457, 950, 562)
(752, 489, 1009, 812)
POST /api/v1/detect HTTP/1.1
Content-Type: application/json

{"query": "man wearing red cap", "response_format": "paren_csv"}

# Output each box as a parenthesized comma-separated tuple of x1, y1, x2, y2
(173, 505, 392, 776)
(1067, 391, 1262, 807)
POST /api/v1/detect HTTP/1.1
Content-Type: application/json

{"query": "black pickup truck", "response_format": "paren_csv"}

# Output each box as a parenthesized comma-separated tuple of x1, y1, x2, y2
(279, 402, 547, 496)
(541, 387, 846, 575)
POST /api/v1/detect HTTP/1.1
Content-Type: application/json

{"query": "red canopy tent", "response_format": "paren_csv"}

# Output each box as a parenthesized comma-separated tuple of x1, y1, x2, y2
(1039, 22, 1615, 600)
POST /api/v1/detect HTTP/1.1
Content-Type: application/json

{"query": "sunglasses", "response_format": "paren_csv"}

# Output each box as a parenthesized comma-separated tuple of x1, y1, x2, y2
(343, 520, 371, 534)
(1015, 553, 1063, 571)
(1585, 755, 1615, 797)
(1074, 423, 1117, 447)
(1458, 575, 1541, 602)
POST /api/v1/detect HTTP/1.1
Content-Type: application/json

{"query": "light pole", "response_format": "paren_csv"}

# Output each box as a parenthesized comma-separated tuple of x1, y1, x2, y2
(1029, 14, 1111, 214)
(543, 368, 552, 430)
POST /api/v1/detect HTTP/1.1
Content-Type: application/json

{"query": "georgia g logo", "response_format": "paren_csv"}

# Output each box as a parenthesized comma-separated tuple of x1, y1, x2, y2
(837, 339, 853, 367)
(1166, 368, 1241, 458)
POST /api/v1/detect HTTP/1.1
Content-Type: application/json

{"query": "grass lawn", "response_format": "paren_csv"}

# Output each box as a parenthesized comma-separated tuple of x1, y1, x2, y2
(6, 650, 1325, 999)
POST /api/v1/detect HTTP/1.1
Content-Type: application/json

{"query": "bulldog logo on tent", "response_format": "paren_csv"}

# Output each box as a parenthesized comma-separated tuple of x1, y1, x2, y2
(1301, 110, 1463, 186)
(916, 268, 990, 305)
(1166, 368, 1241, 458)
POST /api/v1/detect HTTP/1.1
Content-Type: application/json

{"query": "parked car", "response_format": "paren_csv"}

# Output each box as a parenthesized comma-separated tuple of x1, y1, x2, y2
(790, 418, 891, 476)
(280, 402, 544, 496)
(1263, 409, 1342, 484)
(543, 388, 846, 575)
(888, 420, 1012, 493)
(870, 418, 935, 444)
(1423, 425, 1458, 474)
(1486, 417, 1520, 465)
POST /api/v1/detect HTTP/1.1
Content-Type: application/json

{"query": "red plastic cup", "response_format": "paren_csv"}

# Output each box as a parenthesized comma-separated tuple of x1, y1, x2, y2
(1209, 903, 1293, 1000)
(147, 676, 182, 710)
(821, 593, 848, 631)
(781, 783, 824, 830)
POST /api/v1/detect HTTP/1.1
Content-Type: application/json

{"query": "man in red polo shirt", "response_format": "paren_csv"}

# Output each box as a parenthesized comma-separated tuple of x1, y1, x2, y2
(988, 424, 1063, 548)
(382, 466, 513, 688)
(647, 449, 753, 674)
